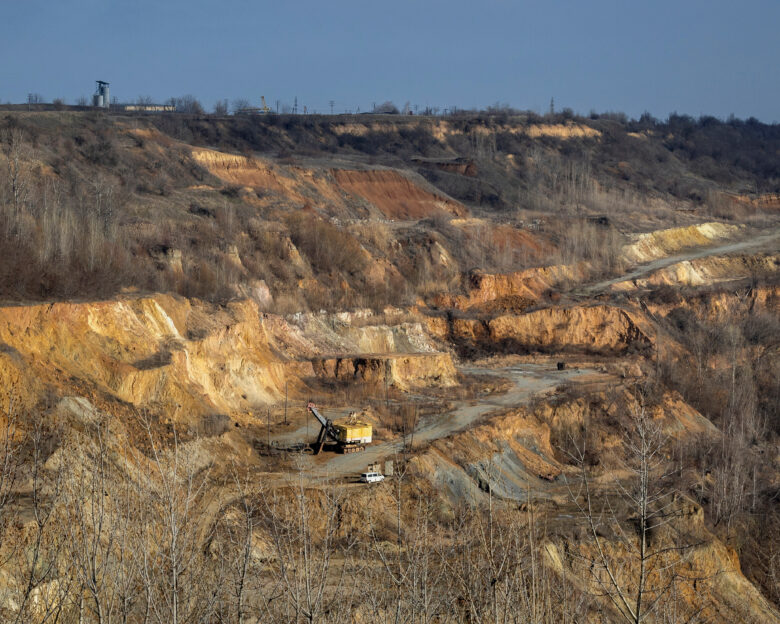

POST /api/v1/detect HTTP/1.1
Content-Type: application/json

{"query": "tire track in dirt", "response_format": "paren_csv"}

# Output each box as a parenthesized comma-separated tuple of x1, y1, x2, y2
(580, 228, 780, 295)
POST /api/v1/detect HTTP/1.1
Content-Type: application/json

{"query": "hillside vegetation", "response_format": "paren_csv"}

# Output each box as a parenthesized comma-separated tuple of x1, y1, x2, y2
(0, 111, 777, 307)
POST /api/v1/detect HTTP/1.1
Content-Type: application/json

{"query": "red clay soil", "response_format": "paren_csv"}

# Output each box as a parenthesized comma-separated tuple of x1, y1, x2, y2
(333, 169, 468, 220)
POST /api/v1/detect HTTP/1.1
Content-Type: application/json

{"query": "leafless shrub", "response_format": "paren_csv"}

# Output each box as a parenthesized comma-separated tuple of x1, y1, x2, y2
(555, 218, 625, 272)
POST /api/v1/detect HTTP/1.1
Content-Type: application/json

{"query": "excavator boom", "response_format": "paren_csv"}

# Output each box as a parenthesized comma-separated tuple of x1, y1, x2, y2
(307, 401, 328, 428)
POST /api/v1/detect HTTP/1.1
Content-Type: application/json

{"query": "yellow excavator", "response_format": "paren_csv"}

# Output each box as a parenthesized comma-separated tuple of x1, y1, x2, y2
(260, 96, 271, 114)
(307, 401, 372, 454)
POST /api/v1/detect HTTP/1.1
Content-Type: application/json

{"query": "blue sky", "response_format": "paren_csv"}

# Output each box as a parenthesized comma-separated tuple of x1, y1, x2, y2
(1, 0, 778, 121)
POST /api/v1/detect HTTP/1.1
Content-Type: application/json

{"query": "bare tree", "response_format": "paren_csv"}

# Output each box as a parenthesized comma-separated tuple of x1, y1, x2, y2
(0, 404, 21, 614)
(209, 464, 265, 624)
(373, 101, 399, 114)
(138, 418, 219, 624)
(63, 420, 122, 624)
(169, 95, 204, 114)
(261, 466, 356, 623)
(231, 99, 252, 114)
(439, 463, 550, 623)
(565, 402, 704, 623)
(213, 99, 229, 116)
(2, 128, 30, 219)
(10, 423, 70, 624)
(109, 466, 146, 624)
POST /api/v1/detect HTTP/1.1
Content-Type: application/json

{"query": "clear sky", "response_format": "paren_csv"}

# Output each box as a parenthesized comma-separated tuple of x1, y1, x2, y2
(2, 0, 778, 121)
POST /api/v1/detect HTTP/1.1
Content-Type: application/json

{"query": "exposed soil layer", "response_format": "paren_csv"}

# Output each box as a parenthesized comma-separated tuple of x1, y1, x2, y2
(310, 352, 457, 389)
(446, 305, 653, 355)
(332, 169, 467, 219)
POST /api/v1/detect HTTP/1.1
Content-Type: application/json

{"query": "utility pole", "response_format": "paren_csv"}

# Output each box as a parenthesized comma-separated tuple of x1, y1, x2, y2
(384, 364, 390, 413)
(284, 381, 288, 425)
(267, 408, 270, 448)
(329, 100, 335, 115)
(293, 96, 298, 115)
(275, 99, 279, 114)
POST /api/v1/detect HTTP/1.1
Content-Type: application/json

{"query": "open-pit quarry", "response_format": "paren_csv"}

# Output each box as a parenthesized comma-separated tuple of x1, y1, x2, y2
(0, 111, 777, 622)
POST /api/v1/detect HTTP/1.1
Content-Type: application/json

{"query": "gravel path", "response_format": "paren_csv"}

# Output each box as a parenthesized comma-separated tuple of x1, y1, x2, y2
(580, 227, 780, 294)
(320, 364, 603, 476)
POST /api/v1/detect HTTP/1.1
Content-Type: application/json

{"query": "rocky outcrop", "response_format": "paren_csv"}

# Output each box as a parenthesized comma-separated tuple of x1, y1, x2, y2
(310, 352, 457, 389)
(449, 305, 653, 354)
(433, 263, 587, 311)
(0, 294, 463, 427)
(0, 296, 291, 422)
(265, 308, 441, 358)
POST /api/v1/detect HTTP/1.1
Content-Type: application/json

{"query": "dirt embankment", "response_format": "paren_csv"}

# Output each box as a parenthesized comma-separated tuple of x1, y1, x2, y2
(612, 252, 780, 291)
(332, 169, 467, 220)
(191, 147, 345, 207)
(193, 145, 468, 222)
(410, 380, 717, 505)
(728, 192, 780, 212)
(524, 123, 601, 139)
(646, 283, 780, 321)
(545, 528, 779, 623)
(432, 263, 585, 312)
(621, 222, 741, 264)
(311, 352, 457, 390)
(330, 119, 601, 142)
(448, 305, 653, 354)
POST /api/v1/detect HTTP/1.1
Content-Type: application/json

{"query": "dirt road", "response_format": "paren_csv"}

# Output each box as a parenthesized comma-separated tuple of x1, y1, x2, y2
(320, 364, 606, 476)
(580, 227, 780, 294)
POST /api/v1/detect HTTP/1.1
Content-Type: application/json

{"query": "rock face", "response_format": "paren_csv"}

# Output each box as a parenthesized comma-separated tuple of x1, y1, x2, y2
(433, 263, 586, 311)
(488, 306, 652, 352)
(449, 305, 653, 354)
(0, 294, 461, 426)
(0, 296, 290, 421)
(310, 352, 457, 389)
